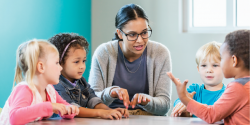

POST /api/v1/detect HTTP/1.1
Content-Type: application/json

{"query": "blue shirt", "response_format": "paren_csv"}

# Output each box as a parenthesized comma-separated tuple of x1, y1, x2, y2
(174, 83, 226, 117)
(109, 44, 149, 110)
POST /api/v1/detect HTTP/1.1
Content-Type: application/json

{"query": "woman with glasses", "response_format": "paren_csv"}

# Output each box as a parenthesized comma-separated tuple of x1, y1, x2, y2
(89, 4, 172, 116)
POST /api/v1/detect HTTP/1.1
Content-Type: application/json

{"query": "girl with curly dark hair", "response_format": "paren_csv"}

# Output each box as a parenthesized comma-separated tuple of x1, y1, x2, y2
(49, 33, 129, 119)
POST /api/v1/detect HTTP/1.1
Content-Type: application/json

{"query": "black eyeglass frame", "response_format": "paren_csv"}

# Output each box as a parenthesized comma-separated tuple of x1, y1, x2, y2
(119, 25, 152, 41)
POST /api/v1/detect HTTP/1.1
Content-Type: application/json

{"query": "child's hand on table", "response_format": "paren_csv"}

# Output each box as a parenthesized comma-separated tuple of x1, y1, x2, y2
(114, 108, 129, 118)
(98, 109, 123, 120)
(66, 105, 79, 115)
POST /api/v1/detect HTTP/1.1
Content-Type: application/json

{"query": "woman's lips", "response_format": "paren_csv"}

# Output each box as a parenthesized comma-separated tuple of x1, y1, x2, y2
(134, 45, 143, 51)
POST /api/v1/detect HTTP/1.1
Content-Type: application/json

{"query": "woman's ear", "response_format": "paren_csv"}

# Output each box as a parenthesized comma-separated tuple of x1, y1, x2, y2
(116, 29, 123, 39)
(37, 61, 45, 73)
(232, 55, 238, 67)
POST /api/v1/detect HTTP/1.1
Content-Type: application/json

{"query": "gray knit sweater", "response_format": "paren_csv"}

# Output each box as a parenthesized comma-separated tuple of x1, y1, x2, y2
(88, 40, 172, 115)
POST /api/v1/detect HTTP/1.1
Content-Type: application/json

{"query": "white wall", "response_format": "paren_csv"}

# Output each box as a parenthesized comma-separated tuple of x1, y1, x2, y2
(92, 0, 233, 116)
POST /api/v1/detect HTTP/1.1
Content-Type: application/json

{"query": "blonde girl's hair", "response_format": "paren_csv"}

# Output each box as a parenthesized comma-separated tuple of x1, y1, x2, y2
(13, 39, 58, 92)
(196, 41, 222, 65)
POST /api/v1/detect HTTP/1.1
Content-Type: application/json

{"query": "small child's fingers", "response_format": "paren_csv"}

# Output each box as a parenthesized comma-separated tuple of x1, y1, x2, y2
(59, 109, 65, 116)
(115, 108, 124, 115)
(62, 105, 67, 115)
(71, 105, 77, 114)
(72, 106, 76, 114)
(171, 105, 179, 114)
(172, 105, 181, 117)
(172, 104, 179, 113)
(124, 109, 129, 118)
(121, 109, 125, 115)
(174, 103, 182, 111)
(176, 78, 181, 83)
(172, 106, 181, 115)
(174, 112, 179, 117)
(109, 115, 114, 120)
(59, 108, 64, 115)
(183, 80, 189, 86)
(67, 106, 72, 115)
(116, 111, 122, 119)
(77, 107, 80, 115)
(178, 106, 186, 113)
(112, 113, 119, 120)
(54, 110, 59, 114)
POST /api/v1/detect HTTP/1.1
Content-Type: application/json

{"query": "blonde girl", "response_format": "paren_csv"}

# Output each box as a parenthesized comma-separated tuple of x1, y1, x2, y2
(0, 40, 79, 125)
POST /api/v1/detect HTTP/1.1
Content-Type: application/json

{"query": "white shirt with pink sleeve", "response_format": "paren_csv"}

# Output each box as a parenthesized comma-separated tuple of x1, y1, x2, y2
(0, 81, 75, 125)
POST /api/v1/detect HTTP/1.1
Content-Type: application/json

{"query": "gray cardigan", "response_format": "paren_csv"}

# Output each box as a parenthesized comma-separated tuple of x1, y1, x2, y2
(88, 40, 172, 115)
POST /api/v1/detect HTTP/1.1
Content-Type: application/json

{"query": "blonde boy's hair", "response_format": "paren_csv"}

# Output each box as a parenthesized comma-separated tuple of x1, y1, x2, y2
(13, 39, 58, 92)
(196, 41, 222, 65)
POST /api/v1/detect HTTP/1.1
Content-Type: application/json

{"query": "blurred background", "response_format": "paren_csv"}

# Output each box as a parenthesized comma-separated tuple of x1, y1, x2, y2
(0, 0, 249, 116)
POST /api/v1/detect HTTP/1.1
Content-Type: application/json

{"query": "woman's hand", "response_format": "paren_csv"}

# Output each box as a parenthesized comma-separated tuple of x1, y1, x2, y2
(130, 93, 150, 108)
(110, 88, 130, 109)
(98, 109, 123, 120)
(114, 108, 129, 118)
(166, 72, 191, 106)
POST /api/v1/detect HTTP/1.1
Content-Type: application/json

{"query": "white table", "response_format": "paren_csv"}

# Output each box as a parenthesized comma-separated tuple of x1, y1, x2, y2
(28, 115, 224, 125)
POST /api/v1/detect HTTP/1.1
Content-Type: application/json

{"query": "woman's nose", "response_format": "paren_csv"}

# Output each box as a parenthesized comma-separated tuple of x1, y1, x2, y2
(136, 34, 144, 43)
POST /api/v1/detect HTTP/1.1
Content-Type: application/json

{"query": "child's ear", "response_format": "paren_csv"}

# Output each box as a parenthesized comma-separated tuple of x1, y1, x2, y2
(37, 61, 45, 73)
(232, 55, 238, 67)
(116, 29, 123, 39)
(197, 66, 200, 72)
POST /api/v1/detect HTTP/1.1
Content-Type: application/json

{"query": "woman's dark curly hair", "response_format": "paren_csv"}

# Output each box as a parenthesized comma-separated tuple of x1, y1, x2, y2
(48, 33, 89, 65)
(224, 30, 249, 70)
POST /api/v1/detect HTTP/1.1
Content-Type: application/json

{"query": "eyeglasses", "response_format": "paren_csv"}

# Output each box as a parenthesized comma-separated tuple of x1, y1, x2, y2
(119, 25, 152, 41)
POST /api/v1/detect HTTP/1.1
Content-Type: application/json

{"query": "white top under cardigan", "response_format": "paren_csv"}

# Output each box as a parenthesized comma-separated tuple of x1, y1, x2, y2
(88, 40, 172, 116)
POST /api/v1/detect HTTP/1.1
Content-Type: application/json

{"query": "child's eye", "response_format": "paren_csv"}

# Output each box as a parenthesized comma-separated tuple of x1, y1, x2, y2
(56, 62, 59, 65)
(83, 60, 87, 63)
(213, 65, 219, 67)
(201, 65, 206, 67)
(75, 61, 79, 63)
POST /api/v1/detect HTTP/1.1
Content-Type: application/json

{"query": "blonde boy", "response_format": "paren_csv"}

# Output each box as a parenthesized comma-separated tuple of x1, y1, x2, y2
(171, 41, 225, 117)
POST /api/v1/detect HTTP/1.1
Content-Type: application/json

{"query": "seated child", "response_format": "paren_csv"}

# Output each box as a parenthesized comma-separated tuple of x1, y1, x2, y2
(172, 41, 226, 117)
(0, 40, 79, 125)
(168, 29, 250, 124)
(49, 33, 129, 120)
